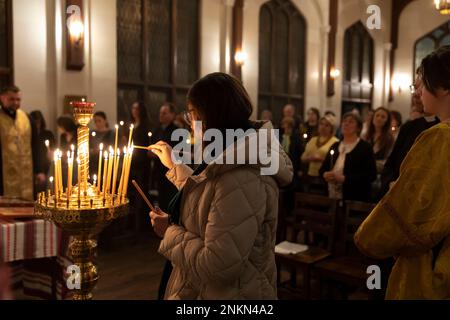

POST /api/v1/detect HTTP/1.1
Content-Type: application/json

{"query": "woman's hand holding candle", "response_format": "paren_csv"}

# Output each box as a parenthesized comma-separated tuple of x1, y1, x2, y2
(149, 141, 174, 170)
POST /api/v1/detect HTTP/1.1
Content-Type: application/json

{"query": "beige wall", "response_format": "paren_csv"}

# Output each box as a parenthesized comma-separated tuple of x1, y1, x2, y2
(389, 0, 449, 121)
(13, 0, 117, 132)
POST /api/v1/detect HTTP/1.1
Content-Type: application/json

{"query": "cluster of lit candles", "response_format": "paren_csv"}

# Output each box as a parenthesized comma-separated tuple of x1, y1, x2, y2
(39, 124, 137, 208)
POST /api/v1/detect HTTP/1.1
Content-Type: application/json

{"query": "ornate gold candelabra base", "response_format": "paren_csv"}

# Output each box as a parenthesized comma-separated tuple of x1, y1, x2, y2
(35, 194, 129, 300)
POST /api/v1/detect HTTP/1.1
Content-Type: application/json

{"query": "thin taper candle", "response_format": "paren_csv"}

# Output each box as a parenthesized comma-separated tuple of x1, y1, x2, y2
(105, 147, 114, 195)
(127, 124, 134, 149)
(97, 143, 103, 190)
(67, 151, 73, 197)
(102, 151, 108, 199)
(111, 150, 120, 196)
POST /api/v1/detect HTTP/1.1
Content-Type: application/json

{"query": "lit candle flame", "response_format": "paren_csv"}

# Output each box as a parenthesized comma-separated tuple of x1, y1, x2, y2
(104, 151, 108, 159)
(119, 121, 124, 126)
(303, 133, 308, 139)
(330, 150, 335, 156)
(92, 132, 97, 137)
(99, 143, 104, 151)
(71, 145, 75, 152)
(45, 140, 50, 148)
(115, 124, 119, 129)
(49, 176, 54, 183)
(148, 132, 152, 137)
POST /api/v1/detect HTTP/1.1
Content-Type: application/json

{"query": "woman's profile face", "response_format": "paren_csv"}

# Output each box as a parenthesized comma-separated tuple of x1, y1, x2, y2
(372, 109, 389, 129)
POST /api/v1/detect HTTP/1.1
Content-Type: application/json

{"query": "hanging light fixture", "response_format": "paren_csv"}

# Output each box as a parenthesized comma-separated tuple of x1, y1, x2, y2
(435, 0, 450, 15)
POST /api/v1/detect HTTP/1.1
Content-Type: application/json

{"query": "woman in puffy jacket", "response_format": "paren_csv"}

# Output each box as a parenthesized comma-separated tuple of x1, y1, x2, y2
(149, 72, 293, 299)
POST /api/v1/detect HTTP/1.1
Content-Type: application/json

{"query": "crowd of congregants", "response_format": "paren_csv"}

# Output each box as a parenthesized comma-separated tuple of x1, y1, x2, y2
(268, 78, 439, 206)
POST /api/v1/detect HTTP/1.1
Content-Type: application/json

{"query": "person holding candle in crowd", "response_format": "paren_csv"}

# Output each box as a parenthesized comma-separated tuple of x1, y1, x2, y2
(320, 112, 377, 202)
(56, 116, 78, 187)
(148, 72, 293, 300)
(128, 101, 152, 232)
(57, 116, 78, 152)
(299, 107, 320, 144)
(0, 86, 46, 200)
(149, 103, 179, 213)
(355, 45, 450, 299)
(30, 110, 56, 192)
(89, 111, 114, 179)
(301, 114, 339, 194)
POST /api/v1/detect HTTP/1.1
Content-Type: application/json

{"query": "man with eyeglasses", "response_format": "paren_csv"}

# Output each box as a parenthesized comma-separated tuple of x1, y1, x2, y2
(379, 76, 440, 199)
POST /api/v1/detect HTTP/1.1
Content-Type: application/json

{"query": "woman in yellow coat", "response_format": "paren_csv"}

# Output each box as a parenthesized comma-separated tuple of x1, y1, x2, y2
(355, 45, 450, 299)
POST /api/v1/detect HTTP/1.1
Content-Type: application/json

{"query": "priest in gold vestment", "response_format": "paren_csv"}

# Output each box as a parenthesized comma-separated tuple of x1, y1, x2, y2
(355, 46, 450, 299)
(0, 86, 45, 200)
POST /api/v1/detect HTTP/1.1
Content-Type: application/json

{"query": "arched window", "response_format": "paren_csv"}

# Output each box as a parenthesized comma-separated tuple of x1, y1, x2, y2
(0, 0, 13, 87)
(414, 20, 450, 73)
(342, 21, 374, 115)
(258, 0, 306, 124)
(117, 0, 200, 126)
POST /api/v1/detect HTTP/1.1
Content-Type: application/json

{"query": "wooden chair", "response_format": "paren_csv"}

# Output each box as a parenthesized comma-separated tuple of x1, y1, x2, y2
(276, 193, 338, 299)
(313, 200, 379, 299)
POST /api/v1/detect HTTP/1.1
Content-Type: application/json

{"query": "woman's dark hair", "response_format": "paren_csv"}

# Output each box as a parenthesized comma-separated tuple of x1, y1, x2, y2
(364, 107, 393, 152)
(390, 110, 402, 127)
(307, 107, 320, 122)
(187, 72, 253, 130)
(57, 116, 77, 134)
(418, 45, 450, 96)
(94, 111, 107, 120)
(94, 111, 109, 129)
(30, 110, 46, 130)
(131, 101, 149, 123)
(342, 112, 363, 135)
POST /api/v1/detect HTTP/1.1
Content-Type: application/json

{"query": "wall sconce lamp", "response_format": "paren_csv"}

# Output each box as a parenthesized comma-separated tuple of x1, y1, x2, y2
(330, 67, 341, 80)
(234, 50, 248, 67)
(391, 73, 411, 94)
(66, 0, 85, 71)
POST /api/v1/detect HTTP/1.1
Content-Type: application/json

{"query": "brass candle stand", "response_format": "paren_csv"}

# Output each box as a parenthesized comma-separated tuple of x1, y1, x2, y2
(35, 101, 132, 300)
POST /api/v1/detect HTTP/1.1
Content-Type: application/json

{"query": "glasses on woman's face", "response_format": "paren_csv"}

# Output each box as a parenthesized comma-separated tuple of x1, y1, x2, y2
(409, 85, 416, 94)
